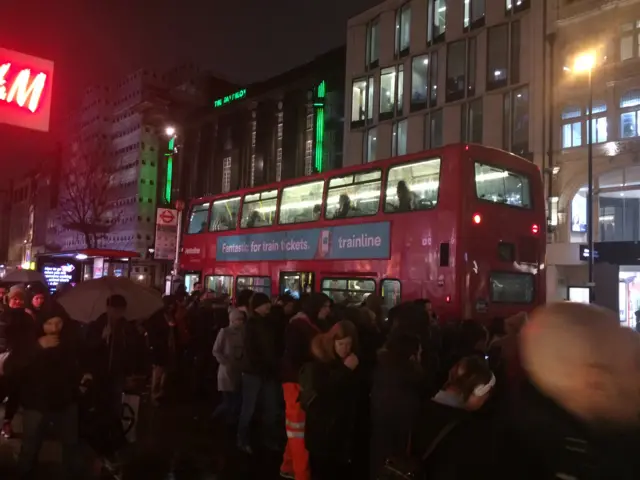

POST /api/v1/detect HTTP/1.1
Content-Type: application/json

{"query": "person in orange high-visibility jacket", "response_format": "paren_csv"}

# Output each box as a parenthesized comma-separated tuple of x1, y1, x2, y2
(280, 293, 331, 480)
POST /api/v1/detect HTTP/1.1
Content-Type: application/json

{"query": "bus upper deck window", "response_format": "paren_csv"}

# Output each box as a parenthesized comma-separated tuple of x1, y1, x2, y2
(325, 170, 382, 220)
(475, 162, 531, 209)
(384, 158, 441, 213)
(241, 190, 278, 228)
(279, 181, 325, 225)
(210, 197, 240, 231)
(187, 203, 210, 234)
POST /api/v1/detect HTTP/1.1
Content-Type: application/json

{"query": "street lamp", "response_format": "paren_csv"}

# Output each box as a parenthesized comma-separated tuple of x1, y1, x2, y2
(571, 51, 597, 300)
(165, 126, 176, 137)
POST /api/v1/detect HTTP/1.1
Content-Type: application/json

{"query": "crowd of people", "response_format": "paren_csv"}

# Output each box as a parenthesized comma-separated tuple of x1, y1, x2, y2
(0, 280, 637, 480)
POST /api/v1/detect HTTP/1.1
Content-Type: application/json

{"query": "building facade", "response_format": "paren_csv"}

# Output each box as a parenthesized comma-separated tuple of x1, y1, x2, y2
(344, 0, 541, 166)
(546, 0, 640, 316)
(176, 47, 345, 201)
(47, 68, 234, 254)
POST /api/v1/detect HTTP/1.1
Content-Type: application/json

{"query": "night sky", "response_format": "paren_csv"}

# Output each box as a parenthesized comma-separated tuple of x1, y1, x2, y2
(0, 0, 380, 179)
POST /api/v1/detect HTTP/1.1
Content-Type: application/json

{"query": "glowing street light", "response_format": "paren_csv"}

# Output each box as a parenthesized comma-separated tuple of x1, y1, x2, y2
(572, 51, 596, 74)
(165, 126, 176, 137)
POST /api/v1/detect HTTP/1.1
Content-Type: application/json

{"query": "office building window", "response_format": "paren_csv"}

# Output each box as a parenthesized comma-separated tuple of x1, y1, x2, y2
(464, 0, 485, 30)
(397, 64, 404, 116)
(222, 156, 231, 193)
(365, 127, 377, 162)
(487, 24, 509, 90)
(351, 77, 374, 127)
(561, 106, 582, 149)
(506, 0, 529, 12)
(462, 98, 483, 143)
(392, 119, 408, 157)
(621, 90, 640, 138)
(380, 65, 403, 119)
(620, 21, 640, 61)
(425, 110, 443, 149)
(395, 4, 411, 56)
(589, 103, 608, 144)
(511, 21, 521, 84)
(503, 86, 529, 156)
(446, 40, 466, 102)
(366, 18, 380, 68)
(411, 53, 437, 111)
(467, 36, 477, 97)
(428, 0, 447, 43)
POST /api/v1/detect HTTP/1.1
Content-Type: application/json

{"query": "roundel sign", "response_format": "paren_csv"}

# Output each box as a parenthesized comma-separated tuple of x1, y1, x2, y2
(159, 209, 175, 224)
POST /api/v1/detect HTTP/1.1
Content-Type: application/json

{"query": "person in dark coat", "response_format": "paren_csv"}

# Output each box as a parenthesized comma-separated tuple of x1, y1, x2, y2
(0, 287, 38, 438)
(7, 315, 89, 478)
(84, 295, 146, 419)
(411, 356, 498, 480)
(301, 320, 360, 480)
(237, 293, 283, 453)
(369, 332, 424, 478)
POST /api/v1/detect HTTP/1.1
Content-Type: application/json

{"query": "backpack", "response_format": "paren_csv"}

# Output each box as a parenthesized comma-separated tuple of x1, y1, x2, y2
(376, 420, 460, 480)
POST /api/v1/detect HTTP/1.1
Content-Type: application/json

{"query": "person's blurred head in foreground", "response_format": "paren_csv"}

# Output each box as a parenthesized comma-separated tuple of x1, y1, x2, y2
(106, 294, 128, 322)
(521, 302, 640, 429)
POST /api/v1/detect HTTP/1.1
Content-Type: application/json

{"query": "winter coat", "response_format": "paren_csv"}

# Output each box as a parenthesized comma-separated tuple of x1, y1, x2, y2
(280, 312, 321, 383)
(212, 324, 244, 391)
(370, 349, 424, 475)
(242, 313, 280, 379)
(301, 359, 358, 462)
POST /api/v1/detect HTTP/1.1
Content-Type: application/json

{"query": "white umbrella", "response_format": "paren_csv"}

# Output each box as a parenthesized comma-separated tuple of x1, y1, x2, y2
(3, 270, 46, 285)
(57, 276, 163, 323)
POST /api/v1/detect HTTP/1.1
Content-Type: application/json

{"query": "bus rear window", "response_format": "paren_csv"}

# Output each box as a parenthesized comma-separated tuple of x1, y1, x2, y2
(475, 163, 531, 208)
(385, 158, 440, 212)
(490, 272, 534, 303)
(188, 203, 210, 234)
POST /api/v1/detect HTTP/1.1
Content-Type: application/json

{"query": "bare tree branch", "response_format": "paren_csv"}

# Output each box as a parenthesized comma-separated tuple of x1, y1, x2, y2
(57, 153, 116, 249)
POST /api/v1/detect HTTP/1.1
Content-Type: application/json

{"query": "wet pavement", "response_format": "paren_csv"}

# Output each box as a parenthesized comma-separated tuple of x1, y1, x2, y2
(0, 395, 285, 479)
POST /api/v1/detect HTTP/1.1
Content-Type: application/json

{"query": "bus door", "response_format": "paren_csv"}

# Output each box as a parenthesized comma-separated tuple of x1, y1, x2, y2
(279, 272, 314, 300)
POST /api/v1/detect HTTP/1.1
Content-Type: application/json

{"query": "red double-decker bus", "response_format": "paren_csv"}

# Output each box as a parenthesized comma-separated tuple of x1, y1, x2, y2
(179, 144, 545, 322)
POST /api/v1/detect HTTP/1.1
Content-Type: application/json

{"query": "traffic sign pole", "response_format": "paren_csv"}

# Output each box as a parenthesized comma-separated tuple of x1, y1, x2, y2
(171, 202, 184, 294)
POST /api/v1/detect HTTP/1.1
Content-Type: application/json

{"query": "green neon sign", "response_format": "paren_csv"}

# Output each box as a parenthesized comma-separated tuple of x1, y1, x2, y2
(314, 81, 326, 173)
(214, 88, 247, 108)
(165, 136, 175, 204)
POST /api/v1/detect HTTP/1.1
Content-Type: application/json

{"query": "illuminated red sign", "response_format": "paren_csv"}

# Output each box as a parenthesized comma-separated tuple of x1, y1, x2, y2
(0, 47, 53, 132)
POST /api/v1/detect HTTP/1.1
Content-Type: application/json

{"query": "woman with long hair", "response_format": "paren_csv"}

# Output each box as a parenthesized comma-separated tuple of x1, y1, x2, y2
(299, 320, 360, 480)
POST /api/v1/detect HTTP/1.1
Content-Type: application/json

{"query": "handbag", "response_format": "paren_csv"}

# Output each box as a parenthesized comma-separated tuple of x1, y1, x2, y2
(377, 420, 460, 480)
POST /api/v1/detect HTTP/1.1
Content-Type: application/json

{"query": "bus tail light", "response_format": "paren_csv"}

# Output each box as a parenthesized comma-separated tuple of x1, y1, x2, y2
(472, 213, 482, 224)
(531, 224, 540, 234)
(446, 295, 451, 303)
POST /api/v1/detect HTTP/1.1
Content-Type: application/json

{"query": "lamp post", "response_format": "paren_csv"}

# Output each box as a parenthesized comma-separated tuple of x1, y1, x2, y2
(572, 52, 596, 301)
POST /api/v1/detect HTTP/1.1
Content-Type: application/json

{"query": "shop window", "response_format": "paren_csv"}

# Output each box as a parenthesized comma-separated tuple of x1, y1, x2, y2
(210, 196, 240, 231)
(279, 180, 325, 225)
(325, 170, 381, 220)
(187, 202, 209, 234)
(241, 189, 278, 228)
(385, 158, 441, 212)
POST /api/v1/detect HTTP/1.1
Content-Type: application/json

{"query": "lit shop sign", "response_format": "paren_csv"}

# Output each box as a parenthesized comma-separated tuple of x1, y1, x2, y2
(579, 245, 599, 261)
(214, 88, 247, 108)
(0, 47, 54, 132)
